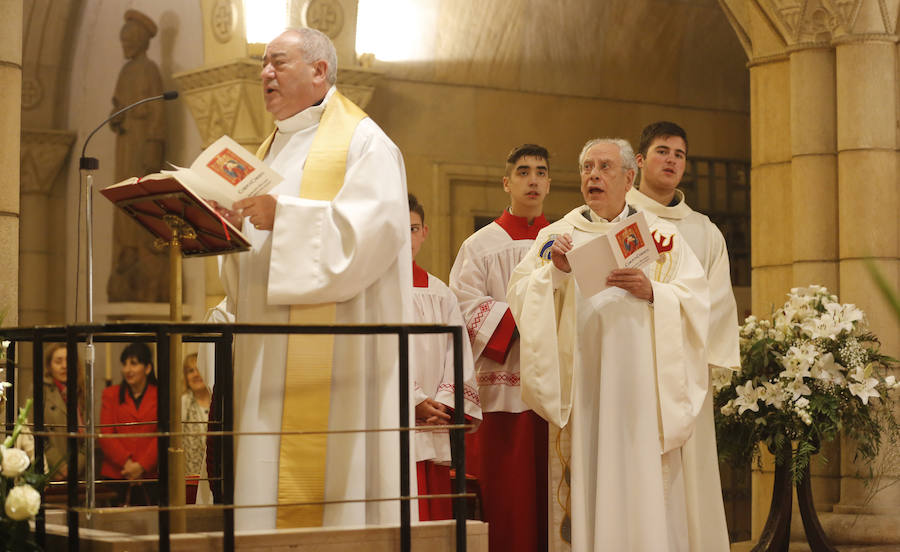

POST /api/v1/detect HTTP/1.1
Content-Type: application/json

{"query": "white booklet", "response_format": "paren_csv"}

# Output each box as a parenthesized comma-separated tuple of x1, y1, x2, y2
(159, 135, 283, 209)
(565, 211, 660, 298)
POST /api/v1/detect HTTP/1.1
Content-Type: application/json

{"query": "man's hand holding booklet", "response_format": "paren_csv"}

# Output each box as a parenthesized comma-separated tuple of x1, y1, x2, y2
(564, 211, 659, 299)
(101, 135, 283, 255)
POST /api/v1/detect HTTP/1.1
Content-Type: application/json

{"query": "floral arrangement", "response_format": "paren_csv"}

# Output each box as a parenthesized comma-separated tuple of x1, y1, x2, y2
(1, 314, 60, 550)
(714, 285, 900, 482)
(1, 378, 52, 551)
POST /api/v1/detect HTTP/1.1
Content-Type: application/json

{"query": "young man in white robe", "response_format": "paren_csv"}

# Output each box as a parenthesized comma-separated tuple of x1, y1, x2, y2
(507, 138, 710, 551)
(214, 28, 414, 531)
(408, 193, 482, 521)
(626, 121, 740, 550)
(449, 144, 552, 552)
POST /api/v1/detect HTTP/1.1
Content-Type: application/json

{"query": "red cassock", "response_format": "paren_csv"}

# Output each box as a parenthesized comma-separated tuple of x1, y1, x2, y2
(450, 210, 550, 552)
(99, 384, 159, 479)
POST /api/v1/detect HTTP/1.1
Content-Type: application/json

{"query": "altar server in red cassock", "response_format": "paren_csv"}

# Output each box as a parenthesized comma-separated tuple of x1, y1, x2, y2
(449, 144, 551, 551)
(408, 193, 482, 521)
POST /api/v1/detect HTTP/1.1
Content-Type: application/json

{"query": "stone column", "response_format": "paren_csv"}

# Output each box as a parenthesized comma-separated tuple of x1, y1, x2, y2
(749, 55, 793, 317)
(0, 0, 23, 328)
(834, 33, 900, 513)
(720, 0, 900, 546)
(789, 46, 839, 293)
(747, 54, 794, 537)
(18, 130, 76, 325)
(788, 45, 842, 513)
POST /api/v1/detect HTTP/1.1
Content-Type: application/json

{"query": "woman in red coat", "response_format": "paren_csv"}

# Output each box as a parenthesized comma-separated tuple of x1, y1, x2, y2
(100, 342, 159, 505)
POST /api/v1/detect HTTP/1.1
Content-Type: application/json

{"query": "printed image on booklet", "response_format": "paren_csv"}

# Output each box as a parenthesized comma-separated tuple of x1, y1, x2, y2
(100, 134, 283, 257)
(159, 135, 283, 210)
(565, 211, 659, 298)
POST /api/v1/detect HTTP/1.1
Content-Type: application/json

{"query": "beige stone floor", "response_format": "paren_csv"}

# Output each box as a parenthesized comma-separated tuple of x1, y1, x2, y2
(732, 541, 900, 551)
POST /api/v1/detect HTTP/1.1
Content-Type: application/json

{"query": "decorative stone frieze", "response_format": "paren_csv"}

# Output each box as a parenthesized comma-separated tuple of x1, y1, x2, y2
(172, 59, 270, 148)
(19, 128, 75, 194)
(21, 77, 43, 110)
(173, 59, 383, 149)
(210, 0, 239, 44)
(173, 58, 260, 89)
(730, 0, 899, 48)
(301, 0, 345, 39)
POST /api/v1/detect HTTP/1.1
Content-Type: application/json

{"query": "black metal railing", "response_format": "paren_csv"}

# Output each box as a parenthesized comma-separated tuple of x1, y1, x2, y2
(1, 322, 471, 552)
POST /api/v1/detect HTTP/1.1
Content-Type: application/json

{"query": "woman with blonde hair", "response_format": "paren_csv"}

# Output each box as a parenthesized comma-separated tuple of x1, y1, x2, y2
(42, 343, 86, 480)
(181, 353, 210, 503)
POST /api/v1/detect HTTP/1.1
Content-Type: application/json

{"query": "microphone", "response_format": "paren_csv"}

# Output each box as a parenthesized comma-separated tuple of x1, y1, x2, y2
(79, 90, 179, 170)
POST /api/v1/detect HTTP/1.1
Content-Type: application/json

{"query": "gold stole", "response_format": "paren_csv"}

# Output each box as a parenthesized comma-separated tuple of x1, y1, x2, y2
(255, 91, 367, 527)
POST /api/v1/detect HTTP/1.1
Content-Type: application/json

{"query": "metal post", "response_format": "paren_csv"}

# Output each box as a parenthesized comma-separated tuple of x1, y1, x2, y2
(220, 329, 235, 552)
(398, 329, 411, 552)
(5, 341, 15, 428)
(157, 331, 171, 552)
(167, 235, 186, 534)
(82, 169, 98, 518)
(84, 333, 95, 517)
(451, 325, 466, 552)
(66, 329, 79, 552)
(33, 335, 45, 549)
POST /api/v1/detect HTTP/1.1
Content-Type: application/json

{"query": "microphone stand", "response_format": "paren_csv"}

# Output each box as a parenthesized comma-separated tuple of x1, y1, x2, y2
(78, 91, 178, 518)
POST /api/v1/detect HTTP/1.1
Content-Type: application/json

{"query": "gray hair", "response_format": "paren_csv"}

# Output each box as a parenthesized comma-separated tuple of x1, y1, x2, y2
(578, 138, 637, 172)
(285, 27, 338, 85)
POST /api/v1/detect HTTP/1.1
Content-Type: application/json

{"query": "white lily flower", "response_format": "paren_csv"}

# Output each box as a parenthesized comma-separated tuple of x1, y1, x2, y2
(734, 381, 761, 414)
(849, 378, 880, 405)
(720, 400, 736, 416)
(710, 366, 735, 393)
(759, 381, 786, 409)
(785, 378, 812, 401)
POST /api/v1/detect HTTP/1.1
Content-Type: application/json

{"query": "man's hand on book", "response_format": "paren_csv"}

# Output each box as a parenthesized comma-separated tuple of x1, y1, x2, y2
(234, 195, 277, 231)
(550, 233, 574, 273)
(208, 200, 243, 230)
(607, 268, 653, 302)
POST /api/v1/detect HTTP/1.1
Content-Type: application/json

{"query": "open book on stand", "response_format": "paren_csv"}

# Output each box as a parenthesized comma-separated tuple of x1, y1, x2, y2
(565, 210, 660, 298)
(101, 135, 283, 257)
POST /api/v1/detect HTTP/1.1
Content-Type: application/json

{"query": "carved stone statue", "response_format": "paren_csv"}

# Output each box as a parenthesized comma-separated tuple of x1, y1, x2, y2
(106, 9, 170, 302)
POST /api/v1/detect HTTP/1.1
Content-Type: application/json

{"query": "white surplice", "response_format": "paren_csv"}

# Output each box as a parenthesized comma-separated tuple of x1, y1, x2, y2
(411, 267, 482, 463)
(627, 188, 739, 551)
(220, 87, 414, 530)
(448, 212, 548, 413)
(507, 205, 710, 552)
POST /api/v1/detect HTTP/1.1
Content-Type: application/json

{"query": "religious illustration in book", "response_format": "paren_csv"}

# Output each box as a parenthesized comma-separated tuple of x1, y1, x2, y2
(615, 223, 644, 259)
(207, 149, 255, 186)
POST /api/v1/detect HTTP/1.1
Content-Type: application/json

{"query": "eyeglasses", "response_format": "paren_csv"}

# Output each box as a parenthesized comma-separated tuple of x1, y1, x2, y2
(581, 160, 621, 175)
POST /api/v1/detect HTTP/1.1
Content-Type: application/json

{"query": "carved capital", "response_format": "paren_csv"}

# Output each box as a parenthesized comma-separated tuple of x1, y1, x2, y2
(173, 59, 384, 151)
(719, 0, 899, 57)
(20, 129, 76, 194)
(173, 59, 272, 150)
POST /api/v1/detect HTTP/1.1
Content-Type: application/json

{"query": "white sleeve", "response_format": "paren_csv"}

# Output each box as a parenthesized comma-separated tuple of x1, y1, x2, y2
(433, 291, 483, 423)
(448, 241, 510, 358)
(705, 225, 741, 371)
(506, 234, 577, 428)
(649, 236, 711, 453)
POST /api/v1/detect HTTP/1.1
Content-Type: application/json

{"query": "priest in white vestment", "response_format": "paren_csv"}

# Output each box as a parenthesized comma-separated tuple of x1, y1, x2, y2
(507, 138, 710, 551)
(627, 121, 740, 550)
(216, 28, 413, 531)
